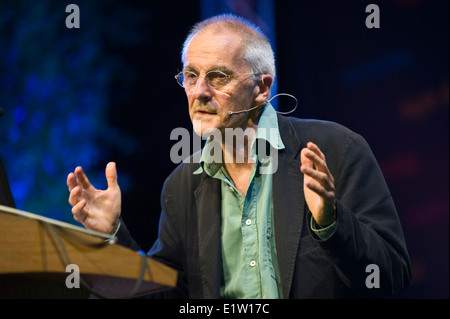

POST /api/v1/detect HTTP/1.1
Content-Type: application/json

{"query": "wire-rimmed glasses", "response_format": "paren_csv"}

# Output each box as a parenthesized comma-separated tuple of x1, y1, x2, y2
(175, 70, 256, 92)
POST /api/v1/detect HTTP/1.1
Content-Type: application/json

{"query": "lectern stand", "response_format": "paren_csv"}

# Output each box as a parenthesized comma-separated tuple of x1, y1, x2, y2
(0, 205, 177, 298)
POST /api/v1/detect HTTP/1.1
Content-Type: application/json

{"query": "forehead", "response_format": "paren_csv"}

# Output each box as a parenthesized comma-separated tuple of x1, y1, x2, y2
(184, 29, 248, 72)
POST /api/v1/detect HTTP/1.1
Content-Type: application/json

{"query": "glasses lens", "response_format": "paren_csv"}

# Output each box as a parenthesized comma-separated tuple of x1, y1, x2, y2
(206, 71, 230, 89)
(181, 71, 197, 89)
(176, 73, 184, 87)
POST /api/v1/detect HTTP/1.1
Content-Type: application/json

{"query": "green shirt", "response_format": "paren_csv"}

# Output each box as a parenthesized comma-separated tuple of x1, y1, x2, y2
(194, 104, 284, 298)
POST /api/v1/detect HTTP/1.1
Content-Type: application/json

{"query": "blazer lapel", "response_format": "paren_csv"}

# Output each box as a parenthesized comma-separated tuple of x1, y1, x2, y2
(273, 115, 306, 298)
(194, 175, 222, 298)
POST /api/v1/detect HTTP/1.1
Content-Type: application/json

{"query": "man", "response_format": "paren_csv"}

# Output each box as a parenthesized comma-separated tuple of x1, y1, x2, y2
(67, 14, 411, 298)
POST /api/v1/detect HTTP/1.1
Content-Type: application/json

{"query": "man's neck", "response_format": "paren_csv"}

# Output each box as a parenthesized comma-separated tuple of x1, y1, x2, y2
(220, 113, 261, 195)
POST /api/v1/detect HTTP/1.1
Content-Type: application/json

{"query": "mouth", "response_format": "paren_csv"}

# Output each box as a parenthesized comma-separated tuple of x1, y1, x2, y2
(195, 108, 217, 116)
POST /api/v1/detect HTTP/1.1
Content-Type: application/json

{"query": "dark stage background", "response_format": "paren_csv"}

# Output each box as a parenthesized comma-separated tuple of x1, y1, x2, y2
(0, 0, 448, 298)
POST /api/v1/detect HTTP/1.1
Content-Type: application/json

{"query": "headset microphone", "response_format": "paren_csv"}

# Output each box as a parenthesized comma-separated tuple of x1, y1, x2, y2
(228, 102, 266, 115)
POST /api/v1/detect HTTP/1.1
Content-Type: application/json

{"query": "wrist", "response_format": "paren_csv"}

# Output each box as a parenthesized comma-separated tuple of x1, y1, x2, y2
(315, 200, 337, 228)
(109, 218, 120, 235)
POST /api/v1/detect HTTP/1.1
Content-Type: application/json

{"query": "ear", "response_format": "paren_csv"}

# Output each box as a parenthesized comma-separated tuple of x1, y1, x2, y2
(254, 74, 274, 105)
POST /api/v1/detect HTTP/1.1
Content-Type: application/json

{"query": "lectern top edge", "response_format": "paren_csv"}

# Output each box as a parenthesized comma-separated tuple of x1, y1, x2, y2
(0, 204, 113, 240)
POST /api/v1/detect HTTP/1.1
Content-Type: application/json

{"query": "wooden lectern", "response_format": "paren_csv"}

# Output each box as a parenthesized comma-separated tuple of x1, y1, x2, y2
(0, 204, 177, 298)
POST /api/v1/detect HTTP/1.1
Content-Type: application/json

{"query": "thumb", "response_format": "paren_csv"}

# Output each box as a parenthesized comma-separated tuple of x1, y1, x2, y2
(105, 162, 119, 189)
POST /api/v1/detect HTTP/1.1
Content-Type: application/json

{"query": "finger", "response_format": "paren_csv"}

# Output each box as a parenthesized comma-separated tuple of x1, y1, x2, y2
(300, 147, 314, 167)
(71, 199, 87, 223)
(67, 172, 78, 192)
(307, 142, 325, 160)
(68, 185, 80, 206)
(301, 166, 334, 191)
(105, 162, 119, 189)
(303, 149, 325, 170)
(303, 147, 328, 173)
(305, 180, 334, 202)
(74, 166, 92, 190)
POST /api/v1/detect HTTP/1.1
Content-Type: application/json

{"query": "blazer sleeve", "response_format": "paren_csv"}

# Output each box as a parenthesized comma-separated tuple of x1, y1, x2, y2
(115, 218, 142, 251)
(146, 172, 190, 298)
(312, 130, 412, 297)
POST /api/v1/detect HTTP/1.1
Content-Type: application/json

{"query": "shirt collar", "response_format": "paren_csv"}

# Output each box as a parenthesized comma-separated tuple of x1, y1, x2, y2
(254, 103, 285, 151)
(194, 103, 285, 175)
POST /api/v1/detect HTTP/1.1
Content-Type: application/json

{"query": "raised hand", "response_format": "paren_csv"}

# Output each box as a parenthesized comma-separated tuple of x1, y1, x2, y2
(300, 142, 336, 227)
(67, 162, 121, 234)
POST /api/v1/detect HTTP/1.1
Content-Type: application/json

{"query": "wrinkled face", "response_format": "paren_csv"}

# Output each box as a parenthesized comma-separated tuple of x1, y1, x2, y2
(183, 29, 263, 137)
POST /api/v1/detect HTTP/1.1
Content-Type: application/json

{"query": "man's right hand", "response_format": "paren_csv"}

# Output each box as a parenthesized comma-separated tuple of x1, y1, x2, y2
(67, 162, 121, 235)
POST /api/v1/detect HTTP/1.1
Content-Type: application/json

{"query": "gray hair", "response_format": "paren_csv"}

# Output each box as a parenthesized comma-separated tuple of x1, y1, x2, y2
(181, 14, 276, 79)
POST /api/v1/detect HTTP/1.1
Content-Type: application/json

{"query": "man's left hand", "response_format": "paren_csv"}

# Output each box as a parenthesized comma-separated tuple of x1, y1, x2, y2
(300, 142, 336, 227)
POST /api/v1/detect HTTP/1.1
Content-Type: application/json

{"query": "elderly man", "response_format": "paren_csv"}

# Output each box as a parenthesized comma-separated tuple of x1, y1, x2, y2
(67, 14, 411, 298)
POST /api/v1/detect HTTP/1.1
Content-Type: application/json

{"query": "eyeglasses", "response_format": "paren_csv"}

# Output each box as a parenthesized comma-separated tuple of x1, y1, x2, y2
(175, 70, 256, 91)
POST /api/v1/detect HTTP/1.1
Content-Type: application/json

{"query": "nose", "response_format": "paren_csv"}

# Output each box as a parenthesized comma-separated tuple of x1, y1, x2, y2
(189, 77, 213, 101)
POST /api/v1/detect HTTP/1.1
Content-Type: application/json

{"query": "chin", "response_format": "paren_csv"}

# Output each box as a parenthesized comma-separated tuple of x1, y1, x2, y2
(192, 119, 222, 139)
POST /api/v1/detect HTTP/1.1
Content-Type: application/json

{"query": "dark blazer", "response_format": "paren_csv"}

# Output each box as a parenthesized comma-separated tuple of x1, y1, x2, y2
(0, 157, 15, 208)
(117, 115, 411, 298)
